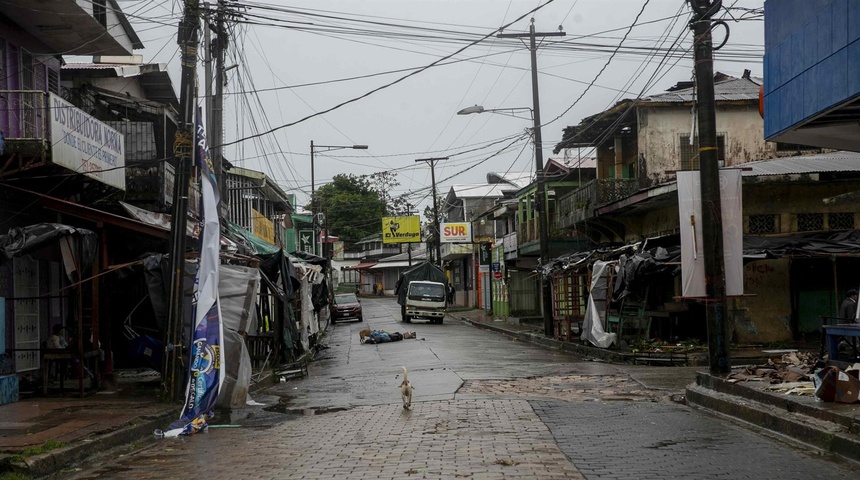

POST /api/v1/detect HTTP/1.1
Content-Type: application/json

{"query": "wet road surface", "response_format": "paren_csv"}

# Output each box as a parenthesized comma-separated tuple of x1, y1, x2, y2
(58, 297, 858, 479)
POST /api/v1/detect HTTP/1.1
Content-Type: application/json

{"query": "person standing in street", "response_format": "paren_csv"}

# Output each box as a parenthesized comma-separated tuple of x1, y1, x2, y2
(447, 283, 455, 306)
(839, 289, 859, 323)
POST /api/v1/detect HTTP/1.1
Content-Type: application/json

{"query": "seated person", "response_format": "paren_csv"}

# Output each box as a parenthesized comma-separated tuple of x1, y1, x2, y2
(46, 325, 69, 350)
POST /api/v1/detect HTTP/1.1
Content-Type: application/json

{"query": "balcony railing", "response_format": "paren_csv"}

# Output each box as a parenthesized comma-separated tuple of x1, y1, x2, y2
(0, 90, 49, 142)
(557, 178, 640, 229)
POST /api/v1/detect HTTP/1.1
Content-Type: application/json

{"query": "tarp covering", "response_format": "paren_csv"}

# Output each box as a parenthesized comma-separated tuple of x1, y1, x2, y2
(216, 265, 259, 409)
(0, 223, 97, 267)
(581, 261, 617, 349)
(744, 231, 860, 258)
(394, 261, 447, 306)
(225, 220, 279, 256)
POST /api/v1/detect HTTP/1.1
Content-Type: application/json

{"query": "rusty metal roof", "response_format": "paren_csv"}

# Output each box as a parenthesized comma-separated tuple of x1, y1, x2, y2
(742, 151, 860, 176)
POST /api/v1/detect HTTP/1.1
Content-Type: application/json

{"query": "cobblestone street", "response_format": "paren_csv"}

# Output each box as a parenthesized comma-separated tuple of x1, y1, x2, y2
(58, 299, 859, 479)
(68, 399, 584, 480)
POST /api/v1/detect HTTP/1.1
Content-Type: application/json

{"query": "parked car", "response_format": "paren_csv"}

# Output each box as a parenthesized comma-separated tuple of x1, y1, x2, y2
(331, 293, 363, 323)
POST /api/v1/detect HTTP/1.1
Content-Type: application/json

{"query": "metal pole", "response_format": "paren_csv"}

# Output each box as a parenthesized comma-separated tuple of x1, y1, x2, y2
(690, 0, 730, 374)
(166, 0, 200, 401)
(499, 20, 565, 337)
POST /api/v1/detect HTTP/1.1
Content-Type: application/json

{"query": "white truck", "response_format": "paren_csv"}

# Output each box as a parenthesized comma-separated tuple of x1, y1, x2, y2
(404, 280, 447, 324)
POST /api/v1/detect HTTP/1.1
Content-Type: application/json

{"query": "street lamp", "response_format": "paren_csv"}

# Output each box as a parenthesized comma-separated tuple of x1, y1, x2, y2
(458, 100, 553, 335)
(310, 141, 368, 256)
(456, 105, 533, 120)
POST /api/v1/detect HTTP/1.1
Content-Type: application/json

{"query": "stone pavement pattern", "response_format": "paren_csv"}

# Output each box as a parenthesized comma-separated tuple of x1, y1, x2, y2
(65, 399, 585, 480)
(532, 399, 857, 480)
(459, 374, 662, 402)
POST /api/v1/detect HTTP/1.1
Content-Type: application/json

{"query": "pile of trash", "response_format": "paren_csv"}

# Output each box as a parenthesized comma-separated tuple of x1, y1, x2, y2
(726, 351, 816, 385)
(726, 351, 860, 403)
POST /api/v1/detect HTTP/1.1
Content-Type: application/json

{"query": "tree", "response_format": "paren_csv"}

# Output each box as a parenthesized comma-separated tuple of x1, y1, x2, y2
(367, 171, 409, 215)
(309, 174, 385, 245)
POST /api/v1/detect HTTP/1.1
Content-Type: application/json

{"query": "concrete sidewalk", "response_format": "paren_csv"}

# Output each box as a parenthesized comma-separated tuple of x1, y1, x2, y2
(453, 308, 860, 465)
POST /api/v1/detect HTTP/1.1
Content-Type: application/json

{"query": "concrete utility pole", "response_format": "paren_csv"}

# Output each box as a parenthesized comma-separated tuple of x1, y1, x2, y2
(415, 157, 446, 268)
(166, 0, 200, 401)
(689, 0, 731, 374)
(498, 19, 565, 338)
(212, 0, 227, 215)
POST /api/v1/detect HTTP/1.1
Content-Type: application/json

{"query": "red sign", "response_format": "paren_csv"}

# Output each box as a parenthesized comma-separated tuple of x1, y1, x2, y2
(493, 271, 503, 279)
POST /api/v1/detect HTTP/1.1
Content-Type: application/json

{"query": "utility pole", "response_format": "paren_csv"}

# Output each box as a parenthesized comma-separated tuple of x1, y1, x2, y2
(166, 0, 200, 401)
(405, 202, 414, 267)
(498, 19, 565, 338)
(310, 140, 318, 256)
(690, 0, 730, 374)
(415, 157, 446, 269)
(212, 0, 227, 218)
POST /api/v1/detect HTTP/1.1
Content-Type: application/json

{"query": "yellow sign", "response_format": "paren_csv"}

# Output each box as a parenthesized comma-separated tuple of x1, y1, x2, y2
(252, 208, 274, 243)
(382, 216, 421, 243)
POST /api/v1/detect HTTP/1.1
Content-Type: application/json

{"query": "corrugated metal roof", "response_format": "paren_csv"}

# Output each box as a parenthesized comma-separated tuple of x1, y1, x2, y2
(646, 77, 762, 103)
(743, 151, 860, 176)
(450, 184, 509, 198)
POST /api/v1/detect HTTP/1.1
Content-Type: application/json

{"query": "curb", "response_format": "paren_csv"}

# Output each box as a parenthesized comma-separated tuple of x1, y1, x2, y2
(686, 373, 860, 464)
(457, 315, 627, 363)
(11, 408, 178, 478)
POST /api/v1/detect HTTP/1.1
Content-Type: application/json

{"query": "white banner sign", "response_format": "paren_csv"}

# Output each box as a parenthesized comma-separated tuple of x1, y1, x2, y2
(440, 222, 472, 243)
(50, 93, 125, 190)
(677, 169, 743, 297)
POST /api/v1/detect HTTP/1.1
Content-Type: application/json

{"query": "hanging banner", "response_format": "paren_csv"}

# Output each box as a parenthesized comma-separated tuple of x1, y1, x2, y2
(163, 107, 224, 437)
(677, 169, 743, 298)
(382, 216, 421, 243)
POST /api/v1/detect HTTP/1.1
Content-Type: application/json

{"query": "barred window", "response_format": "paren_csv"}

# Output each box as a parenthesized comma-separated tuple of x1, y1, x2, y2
(748, 214, 777, 234)
(797, 213, 824, 232)
(828, 212, 854, 230)
(679, 134, 726, 171)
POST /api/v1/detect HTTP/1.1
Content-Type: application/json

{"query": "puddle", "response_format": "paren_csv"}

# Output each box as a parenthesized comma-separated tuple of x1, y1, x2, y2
(263, 397, 352, 416)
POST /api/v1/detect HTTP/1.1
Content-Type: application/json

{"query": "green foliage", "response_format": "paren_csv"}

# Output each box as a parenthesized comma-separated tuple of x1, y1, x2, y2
(309, 174, 386, 244)
(0, 473, 33, 480)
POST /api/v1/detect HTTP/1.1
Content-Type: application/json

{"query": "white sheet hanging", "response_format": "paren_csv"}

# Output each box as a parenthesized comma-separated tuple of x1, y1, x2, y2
(580, 260, 617, 349)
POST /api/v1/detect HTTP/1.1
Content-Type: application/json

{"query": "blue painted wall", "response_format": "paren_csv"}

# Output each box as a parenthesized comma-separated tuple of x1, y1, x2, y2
(763, 0, 860, 138)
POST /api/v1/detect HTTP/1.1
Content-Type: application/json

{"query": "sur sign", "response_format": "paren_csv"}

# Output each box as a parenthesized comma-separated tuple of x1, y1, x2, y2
(440, 222, 472, 243)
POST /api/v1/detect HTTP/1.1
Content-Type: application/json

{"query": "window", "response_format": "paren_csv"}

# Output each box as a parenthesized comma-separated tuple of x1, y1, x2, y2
(748, 214, 777, 234)
(797, 213, 824, 232)
(828, 213, 854, 231)
(93, 0, 107, 27)
(48, 69, 59, 94)
(679, 134, 726, 171)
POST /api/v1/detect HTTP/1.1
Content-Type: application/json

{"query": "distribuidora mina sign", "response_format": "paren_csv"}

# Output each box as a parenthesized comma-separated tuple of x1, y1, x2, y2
(382, 216, 421, 244)
(440, 222, 472, 243)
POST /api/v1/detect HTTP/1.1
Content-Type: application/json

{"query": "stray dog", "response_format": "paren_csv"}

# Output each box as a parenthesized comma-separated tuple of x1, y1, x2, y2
(359, 328, 372, 343)
(400, 366, 413, 409)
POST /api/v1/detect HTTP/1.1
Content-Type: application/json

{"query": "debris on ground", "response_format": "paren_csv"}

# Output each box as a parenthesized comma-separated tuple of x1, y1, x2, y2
(727, 352, 817, 385)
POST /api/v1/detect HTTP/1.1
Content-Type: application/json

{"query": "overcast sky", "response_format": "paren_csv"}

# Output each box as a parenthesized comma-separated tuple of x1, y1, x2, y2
(113, 0, 765, 214)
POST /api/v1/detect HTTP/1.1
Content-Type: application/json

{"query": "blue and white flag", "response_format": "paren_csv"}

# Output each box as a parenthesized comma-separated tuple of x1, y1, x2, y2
(163, 107, 224, 437)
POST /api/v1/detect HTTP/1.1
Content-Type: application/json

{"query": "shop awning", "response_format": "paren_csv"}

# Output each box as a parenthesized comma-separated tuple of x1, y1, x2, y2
(6, 184, 169, 239)
(346, 262, 377, 270)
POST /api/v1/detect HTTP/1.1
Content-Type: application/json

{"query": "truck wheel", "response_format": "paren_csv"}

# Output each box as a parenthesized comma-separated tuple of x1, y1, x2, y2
(438, 318, 443, 324)
(404, 316, 411, 323)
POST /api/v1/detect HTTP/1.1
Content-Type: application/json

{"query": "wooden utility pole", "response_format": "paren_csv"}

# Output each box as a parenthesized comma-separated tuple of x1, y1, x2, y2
(690, 0, 731, 374)
(165, 0, 200, 401)
(498, 19, 565, 338)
